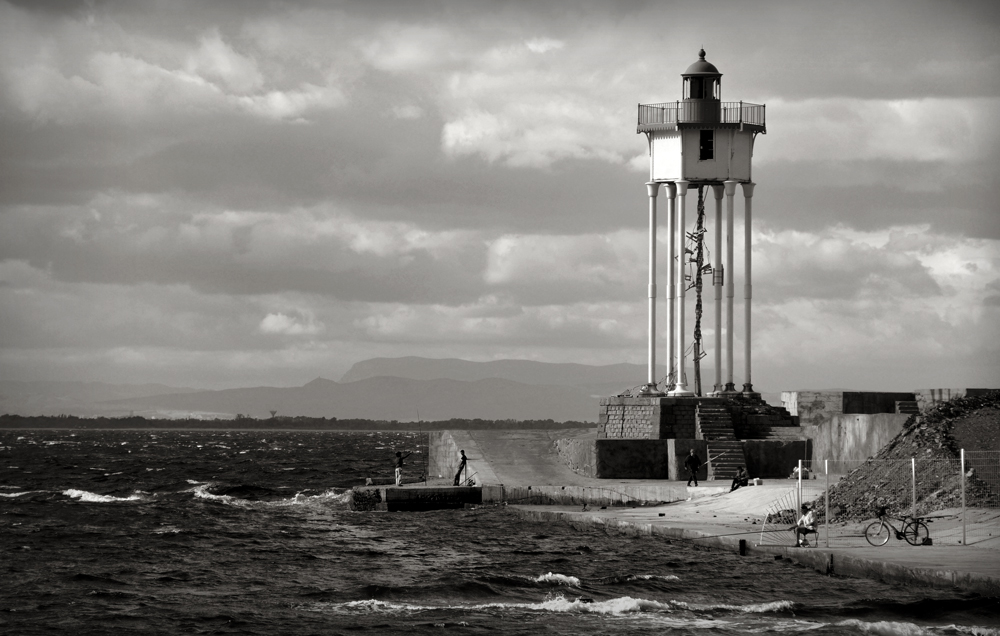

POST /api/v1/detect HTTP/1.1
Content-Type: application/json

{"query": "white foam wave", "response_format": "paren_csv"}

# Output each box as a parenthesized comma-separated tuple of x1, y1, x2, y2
(190, 485, 350, 509)
(524, 595, 672, 615)
(63, 489, 143, 503)
(831, 619, 1000, 636)
(620, 574, 681, 582)
(311, 595, 677, 616)
(684, 600, 796, 613)
(832, 622, 1000, 636)
(949, 627, 1000, 636)
(0, 491, 31, 498)
(533, 572, 581, 587)
(284, 490, 352, 506)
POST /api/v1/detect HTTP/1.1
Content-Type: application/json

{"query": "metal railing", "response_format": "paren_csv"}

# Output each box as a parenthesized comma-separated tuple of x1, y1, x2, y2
(755, 455, 1000, 549)
(638, 100, 765, 129)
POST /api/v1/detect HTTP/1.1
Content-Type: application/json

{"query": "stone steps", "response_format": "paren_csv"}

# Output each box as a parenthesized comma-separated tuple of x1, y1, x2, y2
(696, 404, 736, 442)
(896, 400, 920, 415)
(759, 428, 806, 441)
(706, 440, 745, 480)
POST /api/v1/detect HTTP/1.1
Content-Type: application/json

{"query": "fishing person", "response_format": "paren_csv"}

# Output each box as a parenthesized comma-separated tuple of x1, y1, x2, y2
(453, 449, 467, 486)
(791, 503, 816, 547)
(685, 448, 701, 487)
(394, 450, 412, 487)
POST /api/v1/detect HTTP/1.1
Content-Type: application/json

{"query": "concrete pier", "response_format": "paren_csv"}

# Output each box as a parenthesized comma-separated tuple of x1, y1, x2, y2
(351, 485, 482, 512)
(509, 506, 1000, 597)
(416, 428, 1000, 596)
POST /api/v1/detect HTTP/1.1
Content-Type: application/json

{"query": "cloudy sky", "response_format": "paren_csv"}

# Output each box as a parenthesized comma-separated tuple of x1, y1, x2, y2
(1, 0, 998, 394)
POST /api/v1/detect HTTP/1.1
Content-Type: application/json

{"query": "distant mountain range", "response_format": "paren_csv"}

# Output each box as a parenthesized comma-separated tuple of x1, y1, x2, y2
(0, 380, 201, 418)
(2, 358, 672, 422)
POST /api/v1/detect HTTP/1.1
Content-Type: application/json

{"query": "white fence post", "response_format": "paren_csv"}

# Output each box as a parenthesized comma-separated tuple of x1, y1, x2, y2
(825, 459, 830, 548)
(797, 459, 802, 513)
(911, 457, 917, 518)
(961, 448, 966, 546)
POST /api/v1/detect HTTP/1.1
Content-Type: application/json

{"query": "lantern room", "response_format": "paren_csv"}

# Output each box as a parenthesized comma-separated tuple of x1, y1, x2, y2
(637, 49, 764, 184)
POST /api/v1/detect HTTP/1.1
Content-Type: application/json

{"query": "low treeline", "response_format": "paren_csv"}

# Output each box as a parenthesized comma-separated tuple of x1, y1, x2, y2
(0, 413, 592, 431)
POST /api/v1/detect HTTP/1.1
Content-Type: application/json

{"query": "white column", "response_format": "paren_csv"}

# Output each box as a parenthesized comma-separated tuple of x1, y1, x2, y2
(645, 181, 660, 390)
(723, 180, 738, 393)
(670, 180, 694, 396)
(664, 182, 677, 389)
(712, 184, 724, 395)
(741, 181, 756, 395)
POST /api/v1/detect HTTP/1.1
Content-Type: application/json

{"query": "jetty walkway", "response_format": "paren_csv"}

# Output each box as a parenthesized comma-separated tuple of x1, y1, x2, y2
(425, 429, 1000, 596)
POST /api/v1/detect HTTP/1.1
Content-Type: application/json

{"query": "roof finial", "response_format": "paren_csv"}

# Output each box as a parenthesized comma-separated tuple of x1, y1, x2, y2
(698, 48, 706, 60)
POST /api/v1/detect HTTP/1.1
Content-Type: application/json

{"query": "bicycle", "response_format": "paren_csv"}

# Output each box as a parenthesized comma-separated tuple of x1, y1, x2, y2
(864, 507, 930, 546)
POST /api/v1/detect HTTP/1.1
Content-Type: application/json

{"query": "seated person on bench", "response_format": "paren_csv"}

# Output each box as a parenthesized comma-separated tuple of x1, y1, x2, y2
(791, 504, 816, 547)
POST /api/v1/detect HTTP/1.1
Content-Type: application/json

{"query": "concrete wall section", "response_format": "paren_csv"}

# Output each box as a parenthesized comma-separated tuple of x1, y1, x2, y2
(842, 392, 915, 414)
(782, 391, 844, 427)
(742, 440, 811, 480)
(554, 435, 597, 477)
(803, 413, 910, 471)
(594, 439, 673, 479)
(667, 439, 708, 482)
(428, 430, 501, 485)
(495, 484, 709, 507)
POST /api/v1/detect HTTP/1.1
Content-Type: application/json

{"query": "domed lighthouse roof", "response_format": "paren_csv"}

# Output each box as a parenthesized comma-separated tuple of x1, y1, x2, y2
(682, 49, 721, 77)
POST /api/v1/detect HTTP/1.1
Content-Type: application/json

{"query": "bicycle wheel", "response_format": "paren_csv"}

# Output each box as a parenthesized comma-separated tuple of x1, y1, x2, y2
(903, 520, 929, 546)
(865, 520, 890, 546)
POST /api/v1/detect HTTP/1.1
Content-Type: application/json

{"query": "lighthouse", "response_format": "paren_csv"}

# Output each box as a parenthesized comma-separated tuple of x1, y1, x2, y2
(638, 49, 765, 398)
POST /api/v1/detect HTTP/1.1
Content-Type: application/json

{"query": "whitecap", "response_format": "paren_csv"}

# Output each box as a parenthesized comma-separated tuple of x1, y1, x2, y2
(189, 485, 350, 509)
(687, 600, 797, 613)
(310, 595, 676, 616)
(835, 619, 933, 636)
(0, 491, 31, 498)
(191, 484, 234, 503)
(948, 626, 1000, 636)
(63, 489, 143, 503)
(533, 572, 581, 587)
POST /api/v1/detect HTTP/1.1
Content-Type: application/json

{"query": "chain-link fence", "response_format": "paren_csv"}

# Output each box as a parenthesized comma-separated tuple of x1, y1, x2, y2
(753, 454, 999, 549)
(964, 451, 1000, 547)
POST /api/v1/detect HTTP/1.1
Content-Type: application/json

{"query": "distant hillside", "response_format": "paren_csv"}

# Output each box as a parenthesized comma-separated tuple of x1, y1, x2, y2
(0, 380, 199, 417)
(108, 376, 598, 423)
(341, 357, 662, 396)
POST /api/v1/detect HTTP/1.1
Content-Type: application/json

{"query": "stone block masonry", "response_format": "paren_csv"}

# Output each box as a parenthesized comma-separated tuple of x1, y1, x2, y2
(597, 396, 698, 440)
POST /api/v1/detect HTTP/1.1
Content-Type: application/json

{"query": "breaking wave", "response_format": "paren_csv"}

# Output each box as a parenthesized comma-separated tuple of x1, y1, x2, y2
(63, 489, 144, 503)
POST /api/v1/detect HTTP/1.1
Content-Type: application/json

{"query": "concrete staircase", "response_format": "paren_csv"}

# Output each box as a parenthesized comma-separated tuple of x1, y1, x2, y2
(696, 403, 743, 481)
(705, 440, 745, 481)
(758, 427, 807, 441)
(895, 400, 920, 415)
(696, 403, 735, 441)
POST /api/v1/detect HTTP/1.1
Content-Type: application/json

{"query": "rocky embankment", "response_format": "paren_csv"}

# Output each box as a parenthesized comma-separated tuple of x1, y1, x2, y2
(823, 390, 1000, 522)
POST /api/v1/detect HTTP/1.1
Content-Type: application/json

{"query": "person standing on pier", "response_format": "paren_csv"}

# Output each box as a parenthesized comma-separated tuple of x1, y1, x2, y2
(394, 450, 411, 487)
(685, 449, 701, 487)
(453, 449, 468, 486)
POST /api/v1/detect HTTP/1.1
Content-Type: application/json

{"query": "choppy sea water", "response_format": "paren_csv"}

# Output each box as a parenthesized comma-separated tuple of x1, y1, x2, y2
(2, 429, 998, 636)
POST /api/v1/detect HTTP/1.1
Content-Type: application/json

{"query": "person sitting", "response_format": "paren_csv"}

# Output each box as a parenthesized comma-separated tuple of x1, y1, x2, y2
(789, 465, 810, 480)
(730, 466, 749, 492)
(791, 504, 816, 547)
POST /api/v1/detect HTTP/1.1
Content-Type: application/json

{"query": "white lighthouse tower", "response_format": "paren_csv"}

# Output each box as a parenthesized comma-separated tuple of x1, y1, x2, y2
(638, 49, 765, 398)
